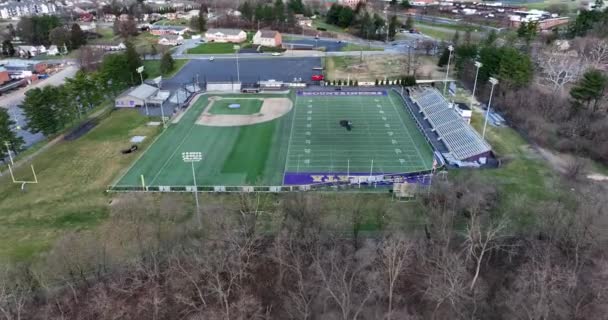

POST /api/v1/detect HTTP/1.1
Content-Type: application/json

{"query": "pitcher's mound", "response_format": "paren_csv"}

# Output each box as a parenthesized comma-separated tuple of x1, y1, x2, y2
(197, 97, 293, 127)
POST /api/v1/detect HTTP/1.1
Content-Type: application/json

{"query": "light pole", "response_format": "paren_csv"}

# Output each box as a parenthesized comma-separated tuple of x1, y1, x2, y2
(182, 151, 203, 229)
(443, 45, 454, 95)
(471, 61, 482, 108)
(482, 77, 498, 140)
(4, 141, 13, 165)
(234, 45, 241, 83)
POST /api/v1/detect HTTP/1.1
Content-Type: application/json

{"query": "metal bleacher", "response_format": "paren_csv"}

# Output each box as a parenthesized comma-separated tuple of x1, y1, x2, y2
(410, 87, 491, 162)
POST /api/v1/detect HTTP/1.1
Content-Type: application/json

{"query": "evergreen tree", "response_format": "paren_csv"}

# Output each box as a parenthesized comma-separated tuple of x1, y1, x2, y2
(517, 21, 538, 43)
(0, 109, 24, 159)
(125, 41, 144, 84)
(288, 0, 304, 14)
(198, 5, 207, 32)
(70, 23, 86, 49)
(452, 30, 460, 45)
(160, 52, 175, 75)
(240, 1, 254, 21)
(404, 15, 414, 30)
(1, 40, 15, 56)
(22, 86, 75, 136)
(337, 6, 354, 28)
(388, 15, 398, 40)
(400, 0, 412, 8)
(570, 69, 608, 111)
(437, 47, 450, 67)
(274, 0, 286, 24)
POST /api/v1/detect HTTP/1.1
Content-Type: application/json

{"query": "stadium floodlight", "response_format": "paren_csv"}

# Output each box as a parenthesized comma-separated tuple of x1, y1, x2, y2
(471, 61, 483, 108)
(443, 45, 454, 95)
(234, 45, 241, 83)
(482, 77, 499, 140)
(182, 151, 203, 228)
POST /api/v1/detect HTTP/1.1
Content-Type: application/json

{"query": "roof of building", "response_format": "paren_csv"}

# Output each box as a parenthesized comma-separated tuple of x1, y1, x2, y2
(206, 28, 244, 36)
(258, 30, 279, 38)
(118, 84, 158, 100)
(410, 87, 491, 161)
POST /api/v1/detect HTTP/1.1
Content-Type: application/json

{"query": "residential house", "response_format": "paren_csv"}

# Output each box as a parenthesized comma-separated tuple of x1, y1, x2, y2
(253, 30, 282, 47)
(204, 28, 247, 43)
(295, 14, 312, 27)
(91, 42, 126, 51)
(17, 45, 38, 57)
(115, 84, 159, 108)
(149, 25, 189, 36)
(0, 0, 57, 19)
(158, 34, 184, 46)
(0, 67, 10, 85)
(47, 45, 60, 56)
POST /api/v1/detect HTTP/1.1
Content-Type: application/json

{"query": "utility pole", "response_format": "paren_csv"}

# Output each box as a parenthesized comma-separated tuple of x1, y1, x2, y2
(4, 141, 14, 165)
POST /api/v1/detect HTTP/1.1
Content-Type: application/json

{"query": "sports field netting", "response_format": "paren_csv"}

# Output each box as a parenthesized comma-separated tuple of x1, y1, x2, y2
(283, 91, 434, 185)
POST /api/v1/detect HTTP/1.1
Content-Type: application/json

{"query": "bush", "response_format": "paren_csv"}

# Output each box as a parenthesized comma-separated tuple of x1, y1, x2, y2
(375, 79, 379, 86)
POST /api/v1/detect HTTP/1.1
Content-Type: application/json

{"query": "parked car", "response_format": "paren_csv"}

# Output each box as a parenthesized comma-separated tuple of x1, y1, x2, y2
(311, 74, 324, 81)
(271, 52, 282, 56)
(209, 57, 214, 61)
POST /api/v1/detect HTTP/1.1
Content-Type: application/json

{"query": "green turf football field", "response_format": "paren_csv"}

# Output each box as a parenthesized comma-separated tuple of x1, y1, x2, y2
(208, 98, 263, 115)
(284, 92, 434, 175)
(114, 94, 293, 187)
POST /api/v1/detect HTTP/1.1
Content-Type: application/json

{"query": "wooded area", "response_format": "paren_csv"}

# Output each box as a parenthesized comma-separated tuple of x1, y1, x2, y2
(0, 173, 606, 319)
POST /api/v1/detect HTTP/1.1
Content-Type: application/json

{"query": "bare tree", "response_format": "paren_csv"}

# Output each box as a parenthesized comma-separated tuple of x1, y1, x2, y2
(463, 211, 509, 291)
(536, 53, 586, 92)
(314, 242, 376, 320)
(378, 235, 414, 319)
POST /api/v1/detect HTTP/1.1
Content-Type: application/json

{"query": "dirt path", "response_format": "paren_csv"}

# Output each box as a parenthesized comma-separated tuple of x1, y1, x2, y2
(196, 97, 292, 127)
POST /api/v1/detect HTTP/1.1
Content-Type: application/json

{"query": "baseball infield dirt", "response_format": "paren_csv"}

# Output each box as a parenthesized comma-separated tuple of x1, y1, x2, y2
(196, 97, 293, 127)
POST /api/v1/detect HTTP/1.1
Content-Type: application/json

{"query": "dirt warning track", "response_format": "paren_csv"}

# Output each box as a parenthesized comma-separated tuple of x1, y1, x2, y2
(196, 97, 293, 127)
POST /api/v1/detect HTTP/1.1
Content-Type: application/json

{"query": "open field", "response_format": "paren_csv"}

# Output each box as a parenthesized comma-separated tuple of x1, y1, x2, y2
(326, 55, 444, 81)
(0, 109, 160, 261)
(187, 42, 237, 54)
(414, 22, 485, 41)
(284, 91, 434, 184)
(143, 59, 189, 78)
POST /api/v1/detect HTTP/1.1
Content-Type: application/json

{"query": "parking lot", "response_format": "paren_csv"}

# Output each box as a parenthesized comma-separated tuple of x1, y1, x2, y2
(163, 57, 322, 88)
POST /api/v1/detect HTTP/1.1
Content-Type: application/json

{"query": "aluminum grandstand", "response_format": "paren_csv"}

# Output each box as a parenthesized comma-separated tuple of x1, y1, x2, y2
(407, 87, 492, 164)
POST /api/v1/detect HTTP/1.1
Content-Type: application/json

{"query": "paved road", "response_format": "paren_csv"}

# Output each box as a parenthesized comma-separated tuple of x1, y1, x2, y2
(164, 57, 322, 88)
(0, 65, 79, 147)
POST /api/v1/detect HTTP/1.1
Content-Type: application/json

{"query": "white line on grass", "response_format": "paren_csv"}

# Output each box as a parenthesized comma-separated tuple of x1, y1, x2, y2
(387, 93, 429, 170)
(282, 92, 299, 178)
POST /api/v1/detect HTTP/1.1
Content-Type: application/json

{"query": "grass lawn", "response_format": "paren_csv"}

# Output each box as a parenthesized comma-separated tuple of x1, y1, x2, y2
(340, 43, 383, 52)
(414, 23, 485, 41)
(187, 42, 237, 54)
(209, 98, 263, 115)
(0, 109, 160, 262)
(143, 59, 189, 79)
(312, 20, 348, 34)
(451, 110, 562, 228)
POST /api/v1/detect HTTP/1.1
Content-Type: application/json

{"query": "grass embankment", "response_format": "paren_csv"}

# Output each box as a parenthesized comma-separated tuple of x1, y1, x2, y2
(143, 59, 189, 79)
(340, 43, 383, 52)
(312, 20, 348, 34)
(0, 110, 160, 262)
(451, 110, 562, 228)
(414, 22, 485, 41)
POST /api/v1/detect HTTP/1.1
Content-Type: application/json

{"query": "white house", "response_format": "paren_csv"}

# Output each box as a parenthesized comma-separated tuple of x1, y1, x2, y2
(47, 45, 60, 56)
(204, 28, 247, 43)
(17, 45, 38, 57)
(158, 34, 184, 46)
(252, 30, 282, 47)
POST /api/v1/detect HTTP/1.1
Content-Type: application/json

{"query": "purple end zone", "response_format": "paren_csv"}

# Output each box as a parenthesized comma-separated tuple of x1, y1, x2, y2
(283, 172, 432, 186)
(297, 90, 388, 96)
